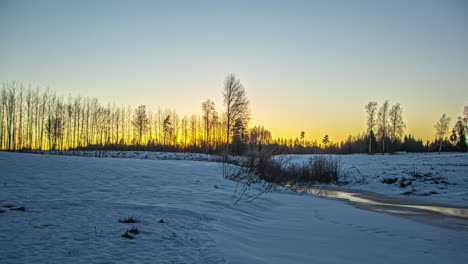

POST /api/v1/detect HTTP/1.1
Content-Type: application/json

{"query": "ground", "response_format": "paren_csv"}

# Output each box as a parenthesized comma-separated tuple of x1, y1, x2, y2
(0, 152, 467, 263)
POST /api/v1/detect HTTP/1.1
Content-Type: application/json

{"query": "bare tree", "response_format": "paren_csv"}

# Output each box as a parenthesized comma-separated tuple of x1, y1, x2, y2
(163, 115, 173, 145)
(189, 114, 198, 146)
(223, 74, 250, 153)
(389, 103, 405, 141)
(249, 125, 272, 145)
(181, 115, 189, 147)
(170, 111, 179, 145)
(463, 105, 468, 127)
(0, 85, 8, 149)
(365, 101, 378, 153)
(202, 99, 215, 149)
(132, 105, 149, 145)
(210, 110, 220, 146)
(4, 82, 17, 150)
(377, 100, 389, 153)
(434, 113, 451, 154)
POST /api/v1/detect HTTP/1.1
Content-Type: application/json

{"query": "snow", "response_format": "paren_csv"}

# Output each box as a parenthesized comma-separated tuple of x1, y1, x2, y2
(1, 152, 468, 263)
(281, 152, 468, 205)
(31, 150, 222, 162)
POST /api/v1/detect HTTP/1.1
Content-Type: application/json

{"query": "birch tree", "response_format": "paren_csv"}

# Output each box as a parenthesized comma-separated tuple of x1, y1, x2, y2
(365, 101, 378, 153)
(132, 105, 149, 145)
(389, 103, 405, 141)
(377, 100, 389, 153)
(434, 113, 450, 154)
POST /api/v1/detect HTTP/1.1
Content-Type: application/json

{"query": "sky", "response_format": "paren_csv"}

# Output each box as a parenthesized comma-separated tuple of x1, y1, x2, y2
(1, 0, 467, 142)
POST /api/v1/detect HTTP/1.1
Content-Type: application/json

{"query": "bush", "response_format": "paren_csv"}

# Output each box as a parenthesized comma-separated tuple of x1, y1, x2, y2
(121, 231, 135, 240)
(118, 216, 139, 223)
(230, 150, 340, 185)
(300, 156, 340, 183)
(262, 156, 340, 184)
(128, 226, 140, 235)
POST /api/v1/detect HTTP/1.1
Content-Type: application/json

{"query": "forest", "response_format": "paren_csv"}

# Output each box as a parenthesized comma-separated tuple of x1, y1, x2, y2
(0, 76, 467, 154)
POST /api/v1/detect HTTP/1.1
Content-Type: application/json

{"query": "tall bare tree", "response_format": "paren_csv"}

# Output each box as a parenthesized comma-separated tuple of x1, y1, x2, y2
(434, 113, 450, 154)
(377, 100, 389, 153)
(132, 105, 149, 145)
(365, 101, 378, 153)
(189, 114, 198, 146)
(389, 103, 405, 141)
(202, 99, 215, 150)
(181, 115, 189, 147)
(222, 74, 250, 152)
(249, 126, 272, 145)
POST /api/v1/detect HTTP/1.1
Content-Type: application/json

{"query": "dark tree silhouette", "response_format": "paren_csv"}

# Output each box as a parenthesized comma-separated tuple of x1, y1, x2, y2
(132, 105, 149, 145)
(322, 134, 330, 146)
(231, 118, 247, 154)
(163, 115, 172, 145)
(434, 113, 450, 154)
(377, 100, 389, 153)
(453, 118, 467, 152)
(365, 101, 378, 153)
(389, 103, 405, 141)
(223, 74, 250, 153)
(201, 99, 215, 149)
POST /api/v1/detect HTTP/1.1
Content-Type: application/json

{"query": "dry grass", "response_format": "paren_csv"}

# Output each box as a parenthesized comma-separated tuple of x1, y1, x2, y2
(118, 216, 139, 224)
(121, 231, 135, 240)
(128, 226, 140, 235)
(243, 151, 340, 185)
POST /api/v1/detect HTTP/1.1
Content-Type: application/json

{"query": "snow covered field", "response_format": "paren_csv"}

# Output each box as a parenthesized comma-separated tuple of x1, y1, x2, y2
(1, 152, 467, 263)
(283, 153, 468, 205)
(32, 150, 221, 162)
(31, 150, 468, 205)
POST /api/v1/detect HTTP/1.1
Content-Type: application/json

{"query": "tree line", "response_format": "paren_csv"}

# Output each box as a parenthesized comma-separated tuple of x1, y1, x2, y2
(363, 100, 467, 154)
(0, 75, 254, 153)
(1, 78, 466, 154)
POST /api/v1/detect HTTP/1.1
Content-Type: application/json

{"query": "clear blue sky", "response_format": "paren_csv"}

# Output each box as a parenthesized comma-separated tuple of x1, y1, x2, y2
(1, 0, 467, 141)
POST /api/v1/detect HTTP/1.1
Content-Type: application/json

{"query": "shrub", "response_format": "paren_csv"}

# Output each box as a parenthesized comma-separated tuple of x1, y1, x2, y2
(299, 156, 340, 183)
(227, 150, 341, 185)
(121, 231, 135, 240)
(118, 216, 139, 223)
(382, 177, 398, 184)
(128, 226, 140, 235)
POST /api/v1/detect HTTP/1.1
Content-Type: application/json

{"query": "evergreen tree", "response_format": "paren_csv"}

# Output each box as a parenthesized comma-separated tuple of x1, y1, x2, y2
(231, 119, 246, 154)
(322, 134, 330, 146)
(454, 119, 467, 152)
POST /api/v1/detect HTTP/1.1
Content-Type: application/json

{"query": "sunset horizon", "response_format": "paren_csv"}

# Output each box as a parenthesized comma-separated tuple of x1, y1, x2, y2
(2, 79, 465, 144)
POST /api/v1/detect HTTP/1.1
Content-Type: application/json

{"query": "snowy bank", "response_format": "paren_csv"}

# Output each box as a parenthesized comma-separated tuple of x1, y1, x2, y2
(281, 153, 468, 205)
